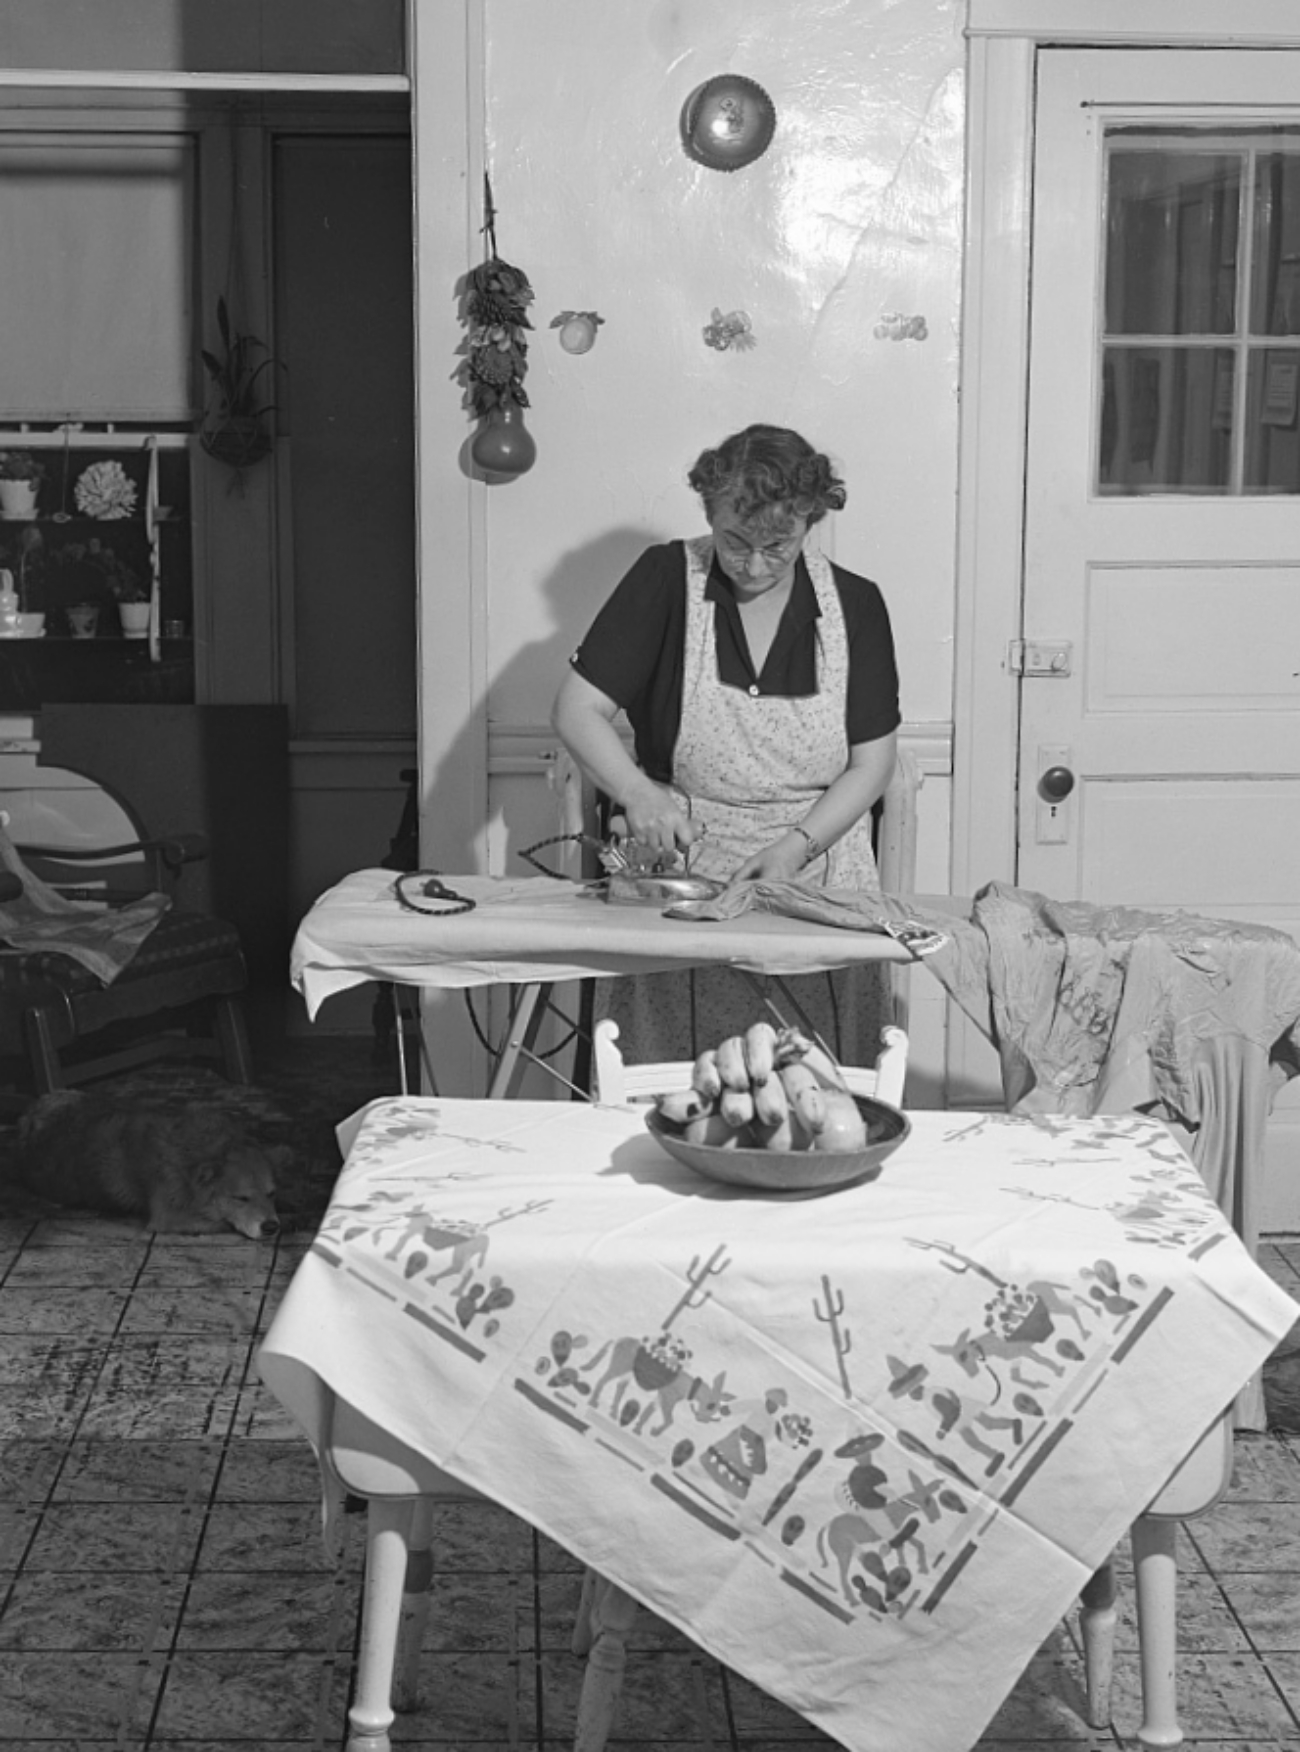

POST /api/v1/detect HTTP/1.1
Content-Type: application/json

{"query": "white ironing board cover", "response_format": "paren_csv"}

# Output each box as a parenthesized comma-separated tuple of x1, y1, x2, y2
(258, 1099, 1296, 1752)
(289, 868, 913, 1017)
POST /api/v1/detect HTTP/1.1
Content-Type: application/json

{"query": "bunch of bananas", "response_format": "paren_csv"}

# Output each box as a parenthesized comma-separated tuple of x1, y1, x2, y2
(653, 1022, 869, 1153)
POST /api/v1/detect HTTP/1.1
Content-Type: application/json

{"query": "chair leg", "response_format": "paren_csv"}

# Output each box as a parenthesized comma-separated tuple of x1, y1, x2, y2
(213, 995, 254, 1083)
(391, 1495, 434, 1712)
(571, 1565, 599, 1656)
(573, 1576, 638, 1752)
(348, 1497, 414, 1752)
(1132, 1514, 1183, 1749)
(23, 1007, 65, 1093)
(1079, 1557, 1118, 1726)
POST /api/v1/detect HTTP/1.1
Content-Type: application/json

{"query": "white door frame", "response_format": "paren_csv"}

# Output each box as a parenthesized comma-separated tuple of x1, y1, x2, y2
(953, 0, 1300, 907)
(408, 0, 493, 1090)
(409, 0, 489, 879)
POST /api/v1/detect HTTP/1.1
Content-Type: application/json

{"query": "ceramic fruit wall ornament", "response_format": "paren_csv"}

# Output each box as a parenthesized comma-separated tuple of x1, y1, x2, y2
(702, 308, 756, 352)
(462, 174, 537, 478)
(551, 311, 604, 355)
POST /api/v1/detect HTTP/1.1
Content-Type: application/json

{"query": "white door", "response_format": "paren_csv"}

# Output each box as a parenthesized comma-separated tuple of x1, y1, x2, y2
(1022, 49, 1300, 1227)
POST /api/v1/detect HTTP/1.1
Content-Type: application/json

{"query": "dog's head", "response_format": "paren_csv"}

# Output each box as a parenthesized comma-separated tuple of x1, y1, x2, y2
(17, 1088, 83, 1148)
(193, 1139, 289, 1240)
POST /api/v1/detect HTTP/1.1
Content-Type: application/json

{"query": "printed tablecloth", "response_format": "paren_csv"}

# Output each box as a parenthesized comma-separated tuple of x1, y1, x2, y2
(258, 1099, 1297, 1752)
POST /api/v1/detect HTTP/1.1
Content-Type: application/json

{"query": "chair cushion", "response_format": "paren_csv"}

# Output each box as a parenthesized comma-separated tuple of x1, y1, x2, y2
(17, 912, 244, 995)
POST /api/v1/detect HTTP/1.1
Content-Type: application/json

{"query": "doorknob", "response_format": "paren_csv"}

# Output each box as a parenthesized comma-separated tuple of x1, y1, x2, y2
(1038, 765, 1075, 803)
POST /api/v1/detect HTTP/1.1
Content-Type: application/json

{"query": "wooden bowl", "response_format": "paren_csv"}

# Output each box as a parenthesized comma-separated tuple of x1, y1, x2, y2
(645, 1096, 910, 1194)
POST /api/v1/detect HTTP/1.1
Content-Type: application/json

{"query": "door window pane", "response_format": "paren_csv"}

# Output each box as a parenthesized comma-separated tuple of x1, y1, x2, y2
(1244, 348, 1300, 490)
(1101, 128, 1300, 495)
(1100, 347, 1233, 491)
(1106, 152, 1239, 335)
(1251, 154, 1300, 335)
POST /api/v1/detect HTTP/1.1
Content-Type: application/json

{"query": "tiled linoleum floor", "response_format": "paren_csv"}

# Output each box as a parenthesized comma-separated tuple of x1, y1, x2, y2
(2, 1039, 1300, 1750)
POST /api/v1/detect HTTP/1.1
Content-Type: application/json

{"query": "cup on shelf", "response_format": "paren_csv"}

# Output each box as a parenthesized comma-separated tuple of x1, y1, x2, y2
(16, 613, 44, 638)
(66, 603, 99, 639)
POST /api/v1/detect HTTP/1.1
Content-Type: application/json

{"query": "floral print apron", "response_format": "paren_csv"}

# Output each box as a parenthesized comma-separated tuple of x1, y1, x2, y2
(597, 538, 889, 1066)
(671, 535, 878, 889)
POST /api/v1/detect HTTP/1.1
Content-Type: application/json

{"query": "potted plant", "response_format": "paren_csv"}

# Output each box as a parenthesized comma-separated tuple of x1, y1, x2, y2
(99, 543, 151, 638)
(49, 538, 149, 638)
(199, 295, 282, 470)
(0, 450, 45, 521)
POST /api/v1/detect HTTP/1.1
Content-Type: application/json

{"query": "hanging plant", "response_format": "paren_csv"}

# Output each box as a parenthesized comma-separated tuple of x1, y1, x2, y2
(460, 175, 537, 477)
(199, 295, 283, 471)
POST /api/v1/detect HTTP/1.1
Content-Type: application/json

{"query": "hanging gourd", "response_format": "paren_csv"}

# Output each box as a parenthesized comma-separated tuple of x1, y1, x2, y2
(461, 175, 537, 478)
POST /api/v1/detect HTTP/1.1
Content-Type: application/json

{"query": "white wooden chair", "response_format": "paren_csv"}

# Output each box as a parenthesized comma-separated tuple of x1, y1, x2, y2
(591, 1016, 910, 1108)
(324, 1393, 658, 1752)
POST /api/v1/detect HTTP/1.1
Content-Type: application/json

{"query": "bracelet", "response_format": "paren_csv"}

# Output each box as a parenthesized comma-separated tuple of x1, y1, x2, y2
(791, 825, 825, 864)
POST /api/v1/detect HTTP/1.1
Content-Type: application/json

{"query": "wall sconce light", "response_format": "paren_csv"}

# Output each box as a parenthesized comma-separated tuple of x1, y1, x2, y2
(681, 75, 776, 173)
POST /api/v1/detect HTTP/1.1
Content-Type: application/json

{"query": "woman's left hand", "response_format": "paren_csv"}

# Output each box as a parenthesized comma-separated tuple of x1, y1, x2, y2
(728, 832, 808, 885)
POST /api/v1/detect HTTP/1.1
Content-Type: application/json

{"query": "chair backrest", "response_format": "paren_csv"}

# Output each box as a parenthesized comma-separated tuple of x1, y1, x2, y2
(592, 1017, 908, 1109)
(34, 703, 290, 988)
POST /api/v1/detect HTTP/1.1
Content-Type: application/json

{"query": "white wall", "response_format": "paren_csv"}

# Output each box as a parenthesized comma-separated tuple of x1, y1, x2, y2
(471, 0, 965, 754)
(413, 0, 966, 1090)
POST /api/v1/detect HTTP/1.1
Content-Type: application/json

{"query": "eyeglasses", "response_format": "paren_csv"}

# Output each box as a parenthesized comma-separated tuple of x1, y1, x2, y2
(714, 532, 804, 570)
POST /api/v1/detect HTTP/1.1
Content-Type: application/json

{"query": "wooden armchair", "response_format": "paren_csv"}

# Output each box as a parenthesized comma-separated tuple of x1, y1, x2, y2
(0, 812, 252, 1106)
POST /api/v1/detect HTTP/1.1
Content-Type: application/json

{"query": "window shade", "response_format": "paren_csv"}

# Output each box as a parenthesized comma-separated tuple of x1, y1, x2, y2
(0, 134, 194, 420)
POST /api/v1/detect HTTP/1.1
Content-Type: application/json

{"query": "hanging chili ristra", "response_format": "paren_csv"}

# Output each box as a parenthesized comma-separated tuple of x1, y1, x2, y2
(461, 174, 537, 477)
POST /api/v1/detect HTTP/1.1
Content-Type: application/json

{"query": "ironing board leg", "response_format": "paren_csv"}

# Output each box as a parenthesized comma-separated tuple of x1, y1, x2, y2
(574, 1576, 638, 1752)
(1132, 1515, 1182, 1749)
(347, 1496, 414, 1752)
(1079, 1557, 1118, 1726)
(487, 982, 551, 1098)
(392, 1495, 434, 1711)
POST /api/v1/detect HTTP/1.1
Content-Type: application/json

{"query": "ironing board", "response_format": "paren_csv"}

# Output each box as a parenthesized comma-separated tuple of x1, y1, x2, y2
(290, 869, 923, 1096)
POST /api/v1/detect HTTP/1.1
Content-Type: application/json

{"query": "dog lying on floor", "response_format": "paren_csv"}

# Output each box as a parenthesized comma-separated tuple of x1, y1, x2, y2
(14, 1089, 286, 1238)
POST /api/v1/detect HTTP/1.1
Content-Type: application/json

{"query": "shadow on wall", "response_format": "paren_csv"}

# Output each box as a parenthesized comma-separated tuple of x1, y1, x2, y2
(422, 524, 667, 873)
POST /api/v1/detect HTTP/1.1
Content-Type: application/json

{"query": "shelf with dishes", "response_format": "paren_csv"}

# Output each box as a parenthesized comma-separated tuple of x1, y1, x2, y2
(0, 428, 194, 704)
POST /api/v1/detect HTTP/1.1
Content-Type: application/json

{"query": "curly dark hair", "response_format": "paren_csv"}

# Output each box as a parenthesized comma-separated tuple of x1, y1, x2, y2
(687, 425, 846, 527)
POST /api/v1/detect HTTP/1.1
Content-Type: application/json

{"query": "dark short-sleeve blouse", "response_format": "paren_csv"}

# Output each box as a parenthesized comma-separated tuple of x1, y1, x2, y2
(569, 541, 900, 784)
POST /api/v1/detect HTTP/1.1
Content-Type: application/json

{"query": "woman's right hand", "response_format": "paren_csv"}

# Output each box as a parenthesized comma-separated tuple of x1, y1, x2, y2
(620, 779, 705, 862)
(551, 672, 703, 860)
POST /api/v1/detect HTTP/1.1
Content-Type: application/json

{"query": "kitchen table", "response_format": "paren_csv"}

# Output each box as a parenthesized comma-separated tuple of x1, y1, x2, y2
(259, 1096, 1296, 1752)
